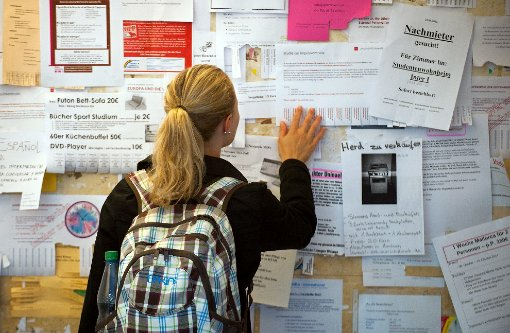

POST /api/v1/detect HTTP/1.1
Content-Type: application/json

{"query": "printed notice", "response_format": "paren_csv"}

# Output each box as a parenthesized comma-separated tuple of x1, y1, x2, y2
(216, 12, 287, 79)
(124, 77, 166, 144)
(0, 194, 106, 276)
(491, 156, 510, 207)
(472, 76, 510, 158)
(276, 42, 386, 127)
(371, 4, 474, 130)
(347, 5, 391, 43)
(3, 0, 40, 86)
(473, 16, 510, 67)
(416, 119, 493, 240)
(0, 86, 47, 133)
(342, 137, 424, 256)
(123, 21, 192, 73)
(40, 0, 123, 87)
(358, 294, 441, 333)
(221, 135, 281, 193)
(433, 216, 510, 333)
(235, 81, 277, 119)
(45, 92, 152, 174)
(259, 278, 343, 333)
(252, 250, 297, 308)
(192, 31, 216, 66)
(302, 162, 344, 256)
(122, 0, 193, 22)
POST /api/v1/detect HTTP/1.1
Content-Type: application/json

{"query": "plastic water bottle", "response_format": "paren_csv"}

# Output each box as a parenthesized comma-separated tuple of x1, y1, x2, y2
(96, 250, 119, 325)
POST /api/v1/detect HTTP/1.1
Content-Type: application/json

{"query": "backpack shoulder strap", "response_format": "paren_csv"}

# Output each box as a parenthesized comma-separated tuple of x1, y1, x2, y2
(125, 169, 157, 214)
(198, 177, 246, 211)
(126, 173, 245, 213)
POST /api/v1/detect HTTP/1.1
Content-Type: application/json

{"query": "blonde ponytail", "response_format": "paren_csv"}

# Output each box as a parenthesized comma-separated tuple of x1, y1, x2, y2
(148, 64, 236, 206)
(149, 107, 204, 205)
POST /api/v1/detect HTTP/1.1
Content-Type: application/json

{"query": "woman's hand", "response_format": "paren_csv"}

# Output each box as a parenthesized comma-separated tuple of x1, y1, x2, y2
(278, 106, 326, 163)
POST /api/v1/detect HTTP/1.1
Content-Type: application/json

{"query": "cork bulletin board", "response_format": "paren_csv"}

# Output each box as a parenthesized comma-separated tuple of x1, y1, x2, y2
(1, 1, 509, 332)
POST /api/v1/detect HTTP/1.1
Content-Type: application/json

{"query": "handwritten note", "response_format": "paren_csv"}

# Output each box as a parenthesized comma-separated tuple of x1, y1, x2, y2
(342, 137, 424, 256)
(0, 133, 46, 209)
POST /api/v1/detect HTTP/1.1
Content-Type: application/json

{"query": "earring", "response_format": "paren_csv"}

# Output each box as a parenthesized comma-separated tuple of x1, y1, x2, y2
(224, 131, 231, 134)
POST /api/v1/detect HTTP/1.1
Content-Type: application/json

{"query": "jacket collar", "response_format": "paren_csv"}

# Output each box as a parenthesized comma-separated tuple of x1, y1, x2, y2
(203, 155, 247, 183)
(136, 154, 247, 183)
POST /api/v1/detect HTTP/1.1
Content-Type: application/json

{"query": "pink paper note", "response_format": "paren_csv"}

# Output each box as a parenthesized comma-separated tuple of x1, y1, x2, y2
(288, 0, 372, 41)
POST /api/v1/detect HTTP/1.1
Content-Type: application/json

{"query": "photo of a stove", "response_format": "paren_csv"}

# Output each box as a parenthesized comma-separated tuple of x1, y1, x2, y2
(362, 154, 397, 205)
(368, 163, 389, 194)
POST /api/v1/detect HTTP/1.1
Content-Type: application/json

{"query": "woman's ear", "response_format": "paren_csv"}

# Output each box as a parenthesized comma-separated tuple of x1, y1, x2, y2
(223, 114, 232, 134)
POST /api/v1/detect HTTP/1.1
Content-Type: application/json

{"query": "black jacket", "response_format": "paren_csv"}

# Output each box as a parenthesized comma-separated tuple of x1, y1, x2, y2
(79, 155, 316, 332)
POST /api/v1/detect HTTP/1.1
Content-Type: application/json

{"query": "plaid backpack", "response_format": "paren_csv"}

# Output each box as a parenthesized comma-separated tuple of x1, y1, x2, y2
(96, 170, 246, 332)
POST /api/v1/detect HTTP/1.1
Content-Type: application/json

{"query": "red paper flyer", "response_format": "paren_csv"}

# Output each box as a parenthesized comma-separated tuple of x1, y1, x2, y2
(123, 21, 192, 73)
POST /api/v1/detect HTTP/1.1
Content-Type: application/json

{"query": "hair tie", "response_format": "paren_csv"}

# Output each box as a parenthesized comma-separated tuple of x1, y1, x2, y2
(176, 105, 187, 111)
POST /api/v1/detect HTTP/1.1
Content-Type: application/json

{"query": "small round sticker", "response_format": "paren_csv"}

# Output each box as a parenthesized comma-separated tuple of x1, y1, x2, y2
(65, 201, 100, 238)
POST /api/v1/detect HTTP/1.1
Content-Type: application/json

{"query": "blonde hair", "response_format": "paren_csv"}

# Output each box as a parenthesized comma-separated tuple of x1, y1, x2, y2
(149, 64, 236, 206)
